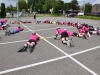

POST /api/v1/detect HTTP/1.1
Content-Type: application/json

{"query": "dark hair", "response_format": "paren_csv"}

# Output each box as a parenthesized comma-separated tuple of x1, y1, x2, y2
(18, 26, 20, 28)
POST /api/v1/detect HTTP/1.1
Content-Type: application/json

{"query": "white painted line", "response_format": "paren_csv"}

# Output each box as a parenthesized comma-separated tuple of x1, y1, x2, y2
(20, 22, 98, 75)
(70, 46, 100, 56)
(44, 38, 98, 75)
(35, 26, 72, 31)
(25, 24, 57, 27)
(0, 31, 30, 35)
(45, 36, 55, 38)
(0, 36, 55, 45)
(0, 56, 68, 74)
(0, 27, 72, 35)
(0, 41, 99, 75)
(69, 56, 98, 75)
(9, 24, 57, 29)
(0, 40, 27, 45)
(0, 33, 5, 34)
(20, 22, 69, 55)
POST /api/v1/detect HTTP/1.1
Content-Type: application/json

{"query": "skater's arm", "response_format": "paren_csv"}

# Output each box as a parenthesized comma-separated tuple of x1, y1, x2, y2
(54, 31, 58, 39)
(37, 37, 40, 41)
(55, 34, 58, 38)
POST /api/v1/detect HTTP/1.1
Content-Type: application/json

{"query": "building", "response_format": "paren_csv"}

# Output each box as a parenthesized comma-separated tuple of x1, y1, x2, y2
(91, 4, 100, 15)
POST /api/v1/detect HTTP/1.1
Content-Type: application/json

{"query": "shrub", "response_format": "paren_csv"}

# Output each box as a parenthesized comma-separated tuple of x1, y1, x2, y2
(0, 3, 6, 18)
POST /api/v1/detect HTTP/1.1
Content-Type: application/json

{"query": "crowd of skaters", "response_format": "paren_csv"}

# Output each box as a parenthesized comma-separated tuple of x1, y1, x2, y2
(0, 18, 100, 52)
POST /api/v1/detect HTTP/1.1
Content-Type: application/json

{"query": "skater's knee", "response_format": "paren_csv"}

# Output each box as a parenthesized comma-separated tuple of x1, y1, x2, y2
(27, 42, 30, 45)
(24, 44, 28, 47)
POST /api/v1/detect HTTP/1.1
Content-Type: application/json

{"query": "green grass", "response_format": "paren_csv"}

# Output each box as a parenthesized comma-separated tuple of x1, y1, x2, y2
(23, 13, 60, 17)
(75, 16, 100, 20)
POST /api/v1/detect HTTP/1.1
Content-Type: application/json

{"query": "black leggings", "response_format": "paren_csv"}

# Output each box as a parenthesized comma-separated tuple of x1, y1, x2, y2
(89, 28, 95, 31)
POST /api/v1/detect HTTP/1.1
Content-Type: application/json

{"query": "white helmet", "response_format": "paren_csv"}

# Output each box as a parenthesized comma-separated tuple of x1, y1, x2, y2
(64, 29, 67, 31)
(56, 27, 60, 30)
(32, 31, 36, 34)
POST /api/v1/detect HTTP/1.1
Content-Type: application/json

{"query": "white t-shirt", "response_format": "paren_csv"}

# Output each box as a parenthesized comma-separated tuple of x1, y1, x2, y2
(33, 12, 36, 16)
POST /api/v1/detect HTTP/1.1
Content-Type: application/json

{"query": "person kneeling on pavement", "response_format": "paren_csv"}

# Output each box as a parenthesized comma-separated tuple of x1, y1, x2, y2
(18, 31, 40, 53)
(54, 27, 72, 47)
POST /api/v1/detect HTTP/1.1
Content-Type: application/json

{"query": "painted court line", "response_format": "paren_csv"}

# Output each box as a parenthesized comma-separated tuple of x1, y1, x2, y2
(0, 45, 99, 74)
(0, 34, 99, 74)
(9, 23, 57, 28)
(0, 40, 27, 45)
(44, 38, 98, 75)
(35, 26, 72, 31)
(0, 31, 30, 35)
(70, 45, 100, 56)
(0, 56, 68, 74)
(0, 27, 72, 35)
(0, 22, 97, 75)
(0, 36, 55, 45)
(0, 36, 100, 56)
(20, 23, 98, 75)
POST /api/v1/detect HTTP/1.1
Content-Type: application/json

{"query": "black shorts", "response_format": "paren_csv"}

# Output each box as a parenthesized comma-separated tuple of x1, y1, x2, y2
(89, 32, 92, 34)
(61, 31, 69, 38)
(89, 28, 95, 31)
(28, 39, 36, 45)
(34, 16, 36, 19)
(73, 32, 78, 36)
(85, 30, 89, 34)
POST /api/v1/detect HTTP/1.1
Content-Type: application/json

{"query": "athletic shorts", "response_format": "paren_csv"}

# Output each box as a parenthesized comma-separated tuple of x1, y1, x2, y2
(28, 39, 36, 45)
(34, 16, 36, 19)
(73, 32, 78, 36)
(61, 31, 69, 38)
(85, 30, 89, 34)
(89, 32, 92, 34)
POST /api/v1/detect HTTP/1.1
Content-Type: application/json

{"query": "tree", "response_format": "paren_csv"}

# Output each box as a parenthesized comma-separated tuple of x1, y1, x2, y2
(26, 0, 80, 14)
(6, 6, 10, 12)
(27, 0, 40, 11)
(53, 0, 64, 14)
(42, 4, 47, 14)
(0, 3, 6, 18)
(27, 0, 33, 9)
(83, 2, 92, 15)
(43, 0, 54, 13)
(18, 0, 27, 11)
(12, 7, 17, 12)
(35, 2, 42, 13)
(6, 6, 17, 12)
(71, 0, 79, 11)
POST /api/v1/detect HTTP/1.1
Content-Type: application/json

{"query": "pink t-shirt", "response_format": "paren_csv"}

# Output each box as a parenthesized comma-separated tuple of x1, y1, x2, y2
(14, 22, 18, 24)
(0, 26, 2, 30)
(67, 31, 73, 36)
(57, 28, 64, 35)
(64, 22, 68, 24)
(71, 23, 75, 26)
(1, 19, 7, 23)
(78, 29, 85, 33)
(30, 34, 38, 44)
(58, 22, 63, 25)
(82, 26, 86, 30)
(79, 24, 83, 28)
(46, 20, 50, 23)
(16, 28, 21, 32)
(83, 26, 89, 31)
